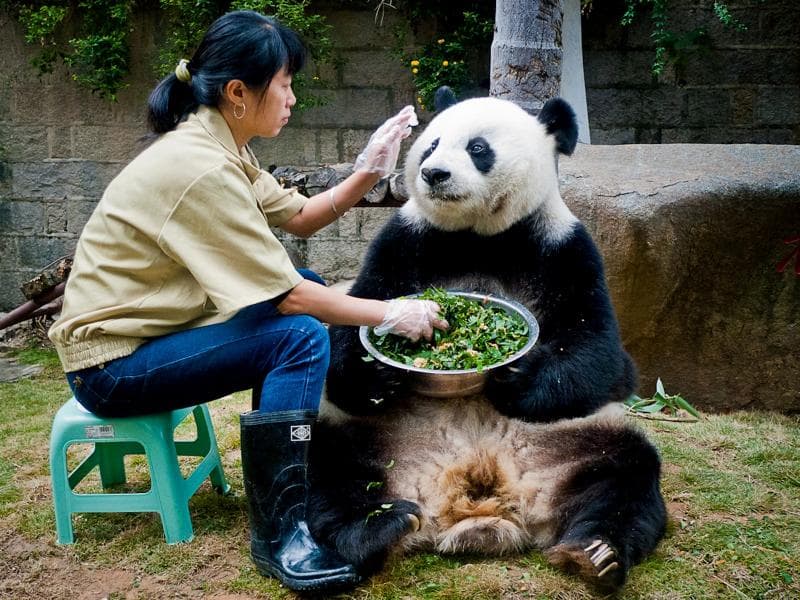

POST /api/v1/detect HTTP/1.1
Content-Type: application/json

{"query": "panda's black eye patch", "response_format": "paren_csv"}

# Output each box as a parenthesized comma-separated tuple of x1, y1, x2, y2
(466, 136, 495, 173)
(419, 137, 440, 165)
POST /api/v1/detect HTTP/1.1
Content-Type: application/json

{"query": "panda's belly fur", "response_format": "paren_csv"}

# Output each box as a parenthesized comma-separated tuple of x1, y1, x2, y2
(351, 396, 627, 557)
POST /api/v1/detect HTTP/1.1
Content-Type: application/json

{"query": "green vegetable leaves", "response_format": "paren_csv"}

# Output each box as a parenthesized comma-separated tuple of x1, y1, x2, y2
(368, 288, 529, 371)
(625, 378, 700, 422)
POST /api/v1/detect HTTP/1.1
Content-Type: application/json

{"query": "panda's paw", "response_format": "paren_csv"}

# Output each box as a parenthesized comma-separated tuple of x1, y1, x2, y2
(336, 500, 422, 575)
(544, 539, 625, 591)
(365, 499, 423, 535)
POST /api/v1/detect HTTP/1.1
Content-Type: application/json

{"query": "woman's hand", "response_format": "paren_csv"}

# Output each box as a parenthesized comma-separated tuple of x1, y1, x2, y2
(354, 106, 418, 176)
(374, 298, 448, 342)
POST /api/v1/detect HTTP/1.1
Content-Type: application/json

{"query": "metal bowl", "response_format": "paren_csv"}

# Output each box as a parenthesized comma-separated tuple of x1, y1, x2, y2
(359, 292, 539, 398)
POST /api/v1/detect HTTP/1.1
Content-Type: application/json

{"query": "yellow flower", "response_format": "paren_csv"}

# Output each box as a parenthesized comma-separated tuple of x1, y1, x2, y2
(412, 68, 418, 74)
(410, 59, 420, 66)
(437, 38, 445, 44)
(417, 96, 423, 104)
(442, 60, 449, 67)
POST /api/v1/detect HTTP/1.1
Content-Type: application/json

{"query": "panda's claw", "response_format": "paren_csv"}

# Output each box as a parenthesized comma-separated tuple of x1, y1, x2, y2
(583, 539, 602, 553)
(407, 513, 421, 532)
(545, 539, 625, 591)
(597, 561, 620, 578)
(590, 543, 613, 566)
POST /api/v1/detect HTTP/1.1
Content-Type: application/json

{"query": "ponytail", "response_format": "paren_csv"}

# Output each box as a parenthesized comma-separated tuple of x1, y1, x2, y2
(145, 10, 306, 134)
(147, 73, 197, 134)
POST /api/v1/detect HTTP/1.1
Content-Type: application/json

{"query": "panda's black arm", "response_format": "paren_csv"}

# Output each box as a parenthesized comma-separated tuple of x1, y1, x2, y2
(485, 228, 637, 421)
(326, 216, 424, 414)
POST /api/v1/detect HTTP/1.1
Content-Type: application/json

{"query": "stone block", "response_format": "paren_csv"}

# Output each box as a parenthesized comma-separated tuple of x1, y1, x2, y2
(340, 50, 411, 87)
(16, 235, 75, 271)
(759, 6, 800, 44)
(0, 199, 44, 235)
(66, 199, 99, 236)
(559, 144, 800, 413)
(318, 129, 341, 163)
(0, 125, 49, 161)
(250, 127, 318, 168)
(0, 270, 28, 310)
(358, 207, 394, 240)
(586, 88, 644, 127)
(683, 49, 799, 87)
(590, 128, 637, 144)
(767, 129, 797, 144)
(661, 127, 771, 144)
(342, 129, 373, 161)
(71, 125, 148, 161)
(732, 88, 756, 126)
(11, 161, 123, 199)
(292, 89, 392, 128)
(582, 51, 655, 88)
(755, 87, 800, 126)
(48, 127, 73, 159)
(686, 88, 734, 126)
(323, 10, 409, 49)
(45, 201, 68, 234)
(0, 237, 19, 270)
(639, 88, 686, 126)
(307, 239, 369, 282)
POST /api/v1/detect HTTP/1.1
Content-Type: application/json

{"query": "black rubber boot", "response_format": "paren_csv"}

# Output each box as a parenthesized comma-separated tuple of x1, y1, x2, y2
(240, 409, 360, 592)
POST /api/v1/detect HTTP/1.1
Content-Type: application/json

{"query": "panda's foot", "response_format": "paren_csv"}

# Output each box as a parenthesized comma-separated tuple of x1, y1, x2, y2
(333, 499, 423, 576)
(544, 539, 625, 591)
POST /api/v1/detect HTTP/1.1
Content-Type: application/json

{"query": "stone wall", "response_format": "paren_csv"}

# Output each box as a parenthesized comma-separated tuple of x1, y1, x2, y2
(582, 0, 800, 144)
(2, 2, 799, 305)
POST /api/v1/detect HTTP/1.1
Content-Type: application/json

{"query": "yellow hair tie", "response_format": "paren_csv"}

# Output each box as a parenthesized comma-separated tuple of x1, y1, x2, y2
(175, 58, 191, 83)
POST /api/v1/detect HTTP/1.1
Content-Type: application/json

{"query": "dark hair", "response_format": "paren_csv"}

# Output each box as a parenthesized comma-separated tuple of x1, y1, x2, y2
(147, 10, 306, 134)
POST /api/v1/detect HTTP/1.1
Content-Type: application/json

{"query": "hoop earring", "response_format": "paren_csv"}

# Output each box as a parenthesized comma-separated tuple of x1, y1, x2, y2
(233, 103, 246, 120)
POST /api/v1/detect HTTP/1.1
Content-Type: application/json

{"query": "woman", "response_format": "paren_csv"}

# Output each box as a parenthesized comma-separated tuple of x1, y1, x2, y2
(48, 10, 446, 593)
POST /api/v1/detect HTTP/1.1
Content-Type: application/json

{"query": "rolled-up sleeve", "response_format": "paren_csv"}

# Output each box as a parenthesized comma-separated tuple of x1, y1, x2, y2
(157, 163, 302, 315)
(252, 171, 307, 226)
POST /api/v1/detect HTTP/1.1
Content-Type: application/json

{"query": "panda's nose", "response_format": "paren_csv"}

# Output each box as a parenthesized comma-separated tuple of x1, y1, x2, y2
(421, 167, 451, 186)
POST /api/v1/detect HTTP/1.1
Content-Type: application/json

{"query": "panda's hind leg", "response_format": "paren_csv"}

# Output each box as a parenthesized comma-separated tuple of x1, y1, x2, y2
(307, 419, 422, 577)
(542, 422, 667, 590)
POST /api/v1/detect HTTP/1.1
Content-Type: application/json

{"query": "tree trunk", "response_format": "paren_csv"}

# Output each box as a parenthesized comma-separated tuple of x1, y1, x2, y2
(490, 0, 564, 115)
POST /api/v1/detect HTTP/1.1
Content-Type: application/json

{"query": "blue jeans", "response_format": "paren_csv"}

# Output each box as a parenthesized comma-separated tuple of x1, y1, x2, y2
(66, 270, 330, 417)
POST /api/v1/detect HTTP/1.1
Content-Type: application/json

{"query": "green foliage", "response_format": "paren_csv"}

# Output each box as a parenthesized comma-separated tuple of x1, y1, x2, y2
(6, 0, 332, 104)
(620, 0, 750, 77)
(398, 10, 493, 111)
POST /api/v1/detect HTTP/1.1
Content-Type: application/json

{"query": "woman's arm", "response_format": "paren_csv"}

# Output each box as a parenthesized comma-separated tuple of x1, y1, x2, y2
(280, 106, 417, 238)
(279, 171, 380, 238)
(277, 279, 386, 326)
(276, 280, 447, 341)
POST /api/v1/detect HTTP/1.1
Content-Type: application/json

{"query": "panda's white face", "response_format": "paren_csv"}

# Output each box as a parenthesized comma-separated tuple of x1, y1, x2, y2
(402, 97, 576, 238)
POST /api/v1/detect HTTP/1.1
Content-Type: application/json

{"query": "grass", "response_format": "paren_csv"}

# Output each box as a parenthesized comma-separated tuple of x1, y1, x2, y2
(1, 345, 799, 599)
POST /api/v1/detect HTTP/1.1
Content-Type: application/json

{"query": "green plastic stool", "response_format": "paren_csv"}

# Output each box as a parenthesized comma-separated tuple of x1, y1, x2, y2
(49, 397, 231, 544)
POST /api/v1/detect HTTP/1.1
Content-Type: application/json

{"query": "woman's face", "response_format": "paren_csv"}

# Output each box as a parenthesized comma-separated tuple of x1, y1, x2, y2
(254, 67, 296, 138)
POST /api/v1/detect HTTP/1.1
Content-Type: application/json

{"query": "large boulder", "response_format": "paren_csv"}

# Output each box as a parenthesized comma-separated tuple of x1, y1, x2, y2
(274, 144, 799, 413)
(560, 144, 799, 413)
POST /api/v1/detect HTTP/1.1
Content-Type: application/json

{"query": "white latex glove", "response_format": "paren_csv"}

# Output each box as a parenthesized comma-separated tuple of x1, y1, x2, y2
(374, 299, 448, 342)
(354, 105, 419, 176)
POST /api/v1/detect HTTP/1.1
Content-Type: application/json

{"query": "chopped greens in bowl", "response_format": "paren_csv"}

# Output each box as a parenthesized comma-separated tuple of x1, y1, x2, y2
(360, 288, 538, 374)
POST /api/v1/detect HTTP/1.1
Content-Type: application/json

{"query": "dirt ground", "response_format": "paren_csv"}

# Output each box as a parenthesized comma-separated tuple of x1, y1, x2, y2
(0, 531, 252, 600)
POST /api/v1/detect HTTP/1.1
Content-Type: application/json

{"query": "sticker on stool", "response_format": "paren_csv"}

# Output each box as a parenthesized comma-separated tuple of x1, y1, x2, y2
(84, 425, 115, 439)
(290, 425, 310, 442)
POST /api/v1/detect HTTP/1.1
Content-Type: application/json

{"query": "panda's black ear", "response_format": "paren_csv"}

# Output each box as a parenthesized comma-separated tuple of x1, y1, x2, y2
(537, 98, 578, 156)
(434, 86, 458, 112)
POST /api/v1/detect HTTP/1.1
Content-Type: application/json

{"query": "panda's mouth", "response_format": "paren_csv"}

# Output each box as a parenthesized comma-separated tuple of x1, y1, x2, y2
(424, 184, 461, 203)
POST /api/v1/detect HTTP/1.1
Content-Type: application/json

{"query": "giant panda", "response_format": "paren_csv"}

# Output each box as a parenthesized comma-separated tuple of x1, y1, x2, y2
(307, 90, 667, 591)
